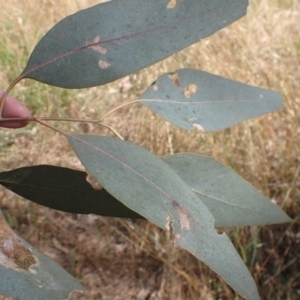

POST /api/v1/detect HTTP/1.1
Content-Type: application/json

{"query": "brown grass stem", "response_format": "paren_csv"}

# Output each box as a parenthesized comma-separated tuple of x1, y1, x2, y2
(117, 218, 203, 292)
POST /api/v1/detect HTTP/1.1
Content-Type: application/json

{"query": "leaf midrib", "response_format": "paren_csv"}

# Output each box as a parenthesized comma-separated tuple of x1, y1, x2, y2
(192, 189, 271, 216)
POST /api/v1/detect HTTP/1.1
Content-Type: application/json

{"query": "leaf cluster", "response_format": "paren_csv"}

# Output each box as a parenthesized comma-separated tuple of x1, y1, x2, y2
(0, 1, 292, 299)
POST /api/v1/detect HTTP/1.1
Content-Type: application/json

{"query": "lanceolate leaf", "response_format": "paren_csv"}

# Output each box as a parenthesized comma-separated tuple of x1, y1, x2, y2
(0, 165, 141, 219)
(67, 134, 260, 300)
(20, 0, 248, 88)
(0, 210, 83, 300)
(162, 153, 291, 227)
(140, 69, 283, 131)
(0, 160, 291, 227)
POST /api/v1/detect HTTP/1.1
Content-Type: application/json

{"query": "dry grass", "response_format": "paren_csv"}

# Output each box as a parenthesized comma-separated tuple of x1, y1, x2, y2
(0, 0, 300, 299)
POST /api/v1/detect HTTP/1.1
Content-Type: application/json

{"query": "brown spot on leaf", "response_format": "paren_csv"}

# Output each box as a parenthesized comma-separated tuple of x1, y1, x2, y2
(175, 205, 190, 231)
(175, 233, 181, 240)
(184, 84, 198, 98)
(165, 216, 173, 231)
(169, 72, 180, 87)
(86, 35, 107, 55)
(98, 60, 110, 69)
(167, 0, 177, 9)
(193, 123, 204, 132)
(59, 34, 67, 42)
(0, 213, 37, 270)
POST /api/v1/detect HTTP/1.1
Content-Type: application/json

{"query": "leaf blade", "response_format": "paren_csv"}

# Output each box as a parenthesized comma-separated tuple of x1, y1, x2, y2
(140, 69, 283, 131)
(0, 210, 83, 300)
(22, 0, 248, 88)
(1, 156, 290, 228)
(0, 165, 142, 219)
(67, 134, 260, 300)
(162, 153, 292, 227)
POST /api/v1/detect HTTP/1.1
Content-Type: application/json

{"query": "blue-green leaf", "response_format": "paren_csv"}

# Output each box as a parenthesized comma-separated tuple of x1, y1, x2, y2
(1, 157, 290, 228)
(21, 0, 248, 88)
(140, 69, 283, 131)
(67, 134, 260, 300)
(162, 153, 292, 227)
(0, 210, 83, 300)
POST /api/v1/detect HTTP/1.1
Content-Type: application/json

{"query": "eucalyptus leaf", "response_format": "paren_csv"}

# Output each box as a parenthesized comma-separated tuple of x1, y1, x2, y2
(0, 165, 142, 219)
(140, 69, 283, 131)
(0, 210, 83, 300)
(21, 0, 248, 88)
(162, 153, 291, 227)
(0, 158, 290, 228)
(67, 134, 260, 300)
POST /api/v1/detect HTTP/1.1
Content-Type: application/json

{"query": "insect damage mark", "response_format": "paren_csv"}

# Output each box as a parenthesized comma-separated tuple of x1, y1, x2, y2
(169, 72, 180, 87)
(0, 214, 37, 270)
(86, 35, 107, 55)
(153, 85, 158, 91)
(98, 60, 110, 69)
(193, 123, 204, 132)
(167, 0, 177, 9)
(165, 216, 174, 231)
(175, 233, 181, 240)
(184, 84, 198, 98)
(175, 204, 190, 231)
(59, 33, 67, 42)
